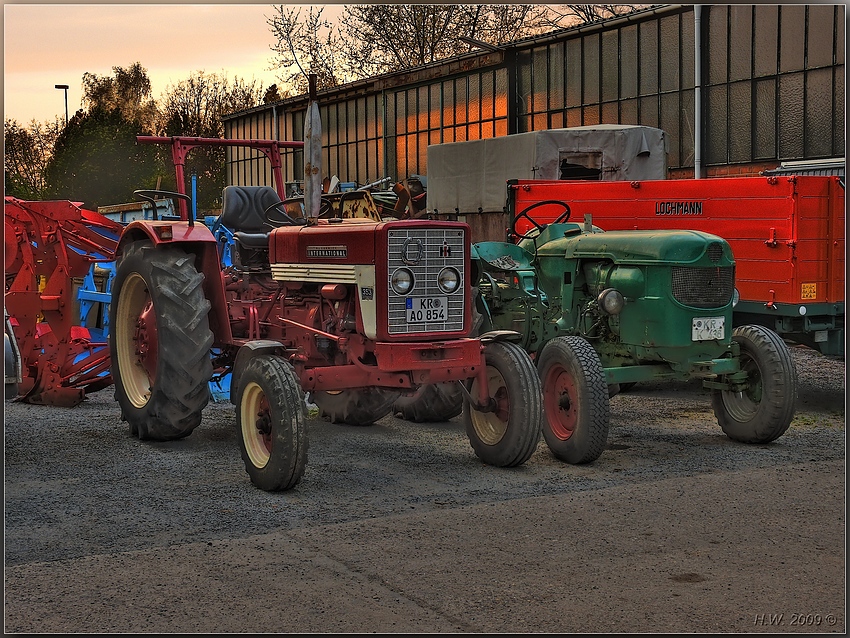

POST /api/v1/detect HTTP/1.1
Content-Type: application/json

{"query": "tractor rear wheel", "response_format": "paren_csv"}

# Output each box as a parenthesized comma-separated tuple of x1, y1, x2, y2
(537, 336, 610, 464)
(393, 382, 464, 422)
(711, 324, 797, 443)
(463, 340, 541, 467)
(237, 355, 308, 491)
(110, 241, 213, 441)
(313, 388, 400, 426)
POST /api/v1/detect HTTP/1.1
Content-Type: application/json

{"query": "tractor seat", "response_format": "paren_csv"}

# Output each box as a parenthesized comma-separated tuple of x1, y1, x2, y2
(219, 185, 281, 233)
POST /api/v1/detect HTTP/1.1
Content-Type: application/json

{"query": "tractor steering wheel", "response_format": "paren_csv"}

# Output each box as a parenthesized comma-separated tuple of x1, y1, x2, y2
(264, 201, 305, 227)
(511, 200, 571, 240)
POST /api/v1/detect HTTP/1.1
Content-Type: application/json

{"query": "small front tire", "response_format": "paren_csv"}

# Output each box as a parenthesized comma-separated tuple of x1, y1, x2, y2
(237, 355, 308, 491)
(711, 324, 797, 443)
(536, 336, 610, 464)
(463, 340, 541, 467)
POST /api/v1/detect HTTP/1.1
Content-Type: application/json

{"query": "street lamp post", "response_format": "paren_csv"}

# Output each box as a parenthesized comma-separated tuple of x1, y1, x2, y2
(54, 84, 69, 124)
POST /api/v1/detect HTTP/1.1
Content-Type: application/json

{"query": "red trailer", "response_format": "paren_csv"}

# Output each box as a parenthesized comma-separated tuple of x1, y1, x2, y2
(509, 175, 845, 356)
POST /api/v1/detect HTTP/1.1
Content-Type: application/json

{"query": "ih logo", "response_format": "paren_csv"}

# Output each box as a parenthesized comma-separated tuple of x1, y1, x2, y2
(439, 241, 452, 257)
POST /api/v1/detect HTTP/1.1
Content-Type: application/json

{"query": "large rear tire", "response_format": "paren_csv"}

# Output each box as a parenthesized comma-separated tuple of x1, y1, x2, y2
(313, 388, 400, 426)
(109, 241, 213, 441)
(393, 382, 464, 422)
(711, 324, 797, 443)
(463, 340, 541, 467)
(237, 355, 308, 491)
(536, 336, 610, 464)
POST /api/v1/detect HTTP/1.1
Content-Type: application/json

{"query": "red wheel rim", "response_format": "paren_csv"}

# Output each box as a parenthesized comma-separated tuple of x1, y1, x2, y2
(134, 297, 159, 384)
(544, 364, 577, 440)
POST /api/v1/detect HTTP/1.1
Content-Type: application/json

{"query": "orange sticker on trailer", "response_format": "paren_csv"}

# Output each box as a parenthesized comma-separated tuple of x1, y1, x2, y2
(801, 283, 817, 299)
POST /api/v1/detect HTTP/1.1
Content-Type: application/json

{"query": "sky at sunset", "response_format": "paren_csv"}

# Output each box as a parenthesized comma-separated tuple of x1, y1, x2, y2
(3, 3, 344, 124)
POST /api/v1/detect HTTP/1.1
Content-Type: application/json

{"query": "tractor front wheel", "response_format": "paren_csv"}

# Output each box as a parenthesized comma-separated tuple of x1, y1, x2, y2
(463, 340, 541, 467)
(109, 241, 213, 441)
(237, 355, 308, 491)
(536, 336, 610, 464)
(711, 324, 797, 443)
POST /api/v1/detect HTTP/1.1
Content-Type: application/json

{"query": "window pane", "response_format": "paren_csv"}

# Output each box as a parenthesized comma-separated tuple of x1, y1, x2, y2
(680, 89, 695, 166)
(706, 85, 728, 164)
(583, 104, 599, 125)
(659, 15, 680, 92)
(805, 68, 834, 156)
(620, 98, 638, 125)
(516, 49, 531, 114)
(566, 107, 581, 127)
(681, 12, 694, 89)
(602, 29, 619, 101)
(621, 25, 638, 98)
(443, 81, 455, 127)
(495, 69, 509, 118)
(481, 71, 494, 120)
(807, 5, 835, 68)
(779, 5, 805, 72)
(707, 6, 728, 85)
(754, 79, 776, 159)
(639, 95, 658, 128)
(429, 84, 441, 129)
(778, 72, 804, 157)
(583, 33, 600, 103)
(728, 81, 752, 163)
(601, 101, 618, 124)
(729, 5, 753, 82)
(533, 47, 548, 112)
(549, 42, 566, 108)
(834, 71, 844, 154)
(660, 92, 680, 166)
(566, 39, 582, 106)
(754, 5, 778, 77)
(468, 74, 480, 124)
(639, 20, 658, 95)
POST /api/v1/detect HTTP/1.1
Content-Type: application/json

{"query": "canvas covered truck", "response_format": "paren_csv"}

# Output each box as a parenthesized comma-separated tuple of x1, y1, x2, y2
(106, 88, 543, 492)
(507, 175, 845, 357)
(426, 124, 668, 242)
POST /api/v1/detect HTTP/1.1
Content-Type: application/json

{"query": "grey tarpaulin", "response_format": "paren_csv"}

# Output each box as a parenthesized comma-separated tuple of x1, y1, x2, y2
(426, 125, 668, 216)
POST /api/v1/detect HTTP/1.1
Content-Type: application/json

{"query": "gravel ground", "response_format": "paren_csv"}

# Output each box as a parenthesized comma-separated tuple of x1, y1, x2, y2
(4, 344, 845, 633)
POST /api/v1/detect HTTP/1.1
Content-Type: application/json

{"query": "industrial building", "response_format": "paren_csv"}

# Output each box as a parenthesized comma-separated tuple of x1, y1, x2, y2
(221, 4, 845, 193)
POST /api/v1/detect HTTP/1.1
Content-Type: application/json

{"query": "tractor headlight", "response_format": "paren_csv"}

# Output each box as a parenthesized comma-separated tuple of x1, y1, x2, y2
(597, 288, 625, 315)
(391, 268, 415, 295)
(437, 267, 461, 294)
(732, 288, 740, 308)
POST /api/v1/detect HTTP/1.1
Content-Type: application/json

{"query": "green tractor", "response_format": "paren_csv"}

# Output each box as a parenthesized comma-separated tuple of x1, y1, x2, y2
(399, 199, 797, 466)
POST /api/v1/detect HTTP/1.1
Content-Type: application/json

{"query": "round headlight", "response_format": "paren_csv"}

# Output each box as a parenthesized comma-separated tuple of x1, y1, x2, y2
(597, 288, 625, 315)
(732, 288, 740, 308)
(391, 268, 415, 295)
(437, 267, 461, 294)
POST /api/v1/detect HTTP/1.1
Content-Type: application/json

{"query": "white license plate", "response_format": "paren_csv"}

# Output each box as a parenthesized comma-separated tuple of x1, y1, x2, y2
(692, 316, 725, 341)
(406, 296, 448, 323)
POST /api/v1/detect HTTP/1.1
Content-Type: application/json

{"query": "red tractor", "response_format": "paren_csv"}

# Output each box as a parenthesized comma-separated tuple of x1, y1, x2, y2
(108, 120, 542, 491)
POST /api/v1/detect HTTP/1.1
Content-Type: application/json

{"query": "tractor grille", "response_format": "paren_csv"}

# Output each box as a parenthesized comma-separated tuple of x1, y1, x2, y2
(387, 227, 466, 334)
(671, 265, 735, 308)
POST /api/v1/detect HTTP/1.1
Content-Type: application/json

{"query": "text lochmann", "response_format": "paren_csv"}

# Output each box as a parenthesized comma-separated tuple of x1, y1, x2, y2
(655, 201, 704, 215)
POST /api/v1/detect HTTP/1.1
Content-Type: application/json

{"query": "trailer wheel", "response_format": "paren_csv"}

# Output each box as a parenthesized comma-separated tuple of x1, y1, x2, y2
(237, 355, 308, 491)
(393, 382, 464, 422)
(313, 388, 400, 426)
(537, 336, 610, 464)
(711, 324, 797, 443)
(464, 340, 541, 467)
(110, 241, 213, 441)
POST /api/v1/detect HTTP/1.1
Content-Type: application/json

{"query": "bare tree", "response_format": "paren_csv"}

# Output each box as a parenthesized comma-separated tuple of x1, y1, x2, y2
(543, 4, 650, 28)
(4, 118, 63, 200)
(267, 6, 344, 94)
(267, 4, 553, 96)
(158, 71, 265, 209)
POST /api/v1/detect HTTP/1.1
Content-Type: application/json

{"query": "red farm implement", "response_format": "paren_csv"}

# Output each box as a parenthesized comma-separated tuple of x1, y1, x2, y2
(4, 197, 122, 406)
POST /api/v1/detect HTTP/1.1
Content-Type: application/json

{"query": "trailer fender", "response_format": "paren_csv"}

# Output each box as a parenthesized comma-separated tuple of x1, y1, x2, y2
(230, 341, 288, 405)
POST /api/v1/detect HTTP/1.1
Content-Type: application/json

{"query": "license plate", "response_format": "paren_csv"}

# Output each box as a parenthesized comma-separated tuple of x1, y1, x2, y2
(406, 296, 448, 323)
(692, 316, 724, 341)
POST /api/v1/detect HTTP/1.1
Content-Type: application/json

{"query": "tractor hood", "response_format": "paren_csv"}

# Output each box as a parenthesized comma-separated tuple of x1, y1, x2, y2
(535, 227, 735, 267)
